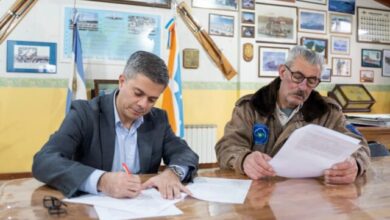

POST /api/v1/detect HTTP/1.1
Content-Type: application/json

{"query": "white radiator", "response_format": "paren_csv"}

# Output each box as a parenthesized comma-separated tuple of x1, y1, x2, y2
(184, 124, 217, 164)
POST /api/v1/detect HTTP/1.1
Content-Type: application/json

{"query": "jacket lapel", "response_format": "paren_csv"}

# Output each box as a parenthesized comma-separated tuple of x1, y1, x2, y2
(99, 92, 116, 171)
(137, 114, 154, 173)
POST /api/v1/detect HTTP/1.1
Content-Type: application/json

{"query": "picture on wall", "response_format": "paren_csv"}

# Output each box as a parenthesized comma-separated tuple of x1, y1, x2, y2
(256, 3, 297, 44)
(329, 13, 352, 34)
(192, 0, 237, 11)
(298, 8, 327, 34)
(360, 70, 374, 83)
(332, 57, 351, 77)
(361, 49, 382, 68)
(242, 26, 255, 38)
(297, 0, 327, 5)
(383, 49, 390, 77)
(242, 0, 254, 10)
(209, 14, 234, 37)
(329, 0, 355, 15)
(321, 68, 332, 82)
(301, 37, 328, 63)
(6, 40, 57, 73)
(258, 46, 289, 77)
(242, 11, 255, 24)
(86, 0, 171, 9)
(331, 36, 350, 55)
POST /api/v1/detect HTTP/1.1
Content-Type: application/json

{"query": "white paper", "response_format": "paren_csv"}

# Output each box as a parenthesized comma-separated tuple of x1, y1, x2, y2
(186, 177, 252, 204)
(94, 204, 182, 220)
(64, 188, 185, 215)
(269, 124, 360, 178)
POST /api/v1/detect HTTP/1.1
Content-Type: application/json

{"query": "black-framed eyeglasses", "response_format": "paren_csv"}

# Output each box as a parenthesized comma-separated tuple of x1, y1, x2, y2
(284, 65, 321, 88)
(43, 196, 67, 216)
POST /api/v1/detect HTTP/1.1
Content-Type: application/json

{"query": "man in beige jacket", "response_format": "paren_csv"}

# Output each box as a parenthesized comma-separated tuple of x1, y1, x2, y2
(216, 46, 370, 184)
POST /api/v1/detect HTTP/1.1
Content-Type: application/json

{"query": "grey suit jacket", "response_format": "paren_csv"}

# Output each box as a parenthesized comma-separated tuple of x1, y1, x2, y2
(32, 92, 199, 197)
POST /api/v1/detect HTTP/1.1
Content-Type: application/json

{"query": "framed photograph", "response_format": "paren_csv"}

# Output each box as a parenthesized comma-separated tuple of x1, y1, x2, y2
(332, 57, 351, 77)
(329, 13, 352, 35)
(357, 7, 390, 44)
(86, 0, 171, 9)
(6, 40, 57, 73)
(298, 8, 327, 34)
(242, 26, 255, 38)
(321, 68, 332, 82)
(258, 46, 289, 77)
(297, 0, 327, 5)
(93, 79, 119, 98)
(183, 48, 199, 69)
(360, 70, 374, 83)
(256, 3, 297, 44)
(383, 49, 390, 77)
(329, 0, 355, 15)
(361, 49, 382, 68)
(242, 0, 254, 10)
(301, 37, 328, 64)
(192, 0, 237, 11)
(209, 14, 234, 37)
(331, 36, 350, 55)
(242, 11, 255, 24)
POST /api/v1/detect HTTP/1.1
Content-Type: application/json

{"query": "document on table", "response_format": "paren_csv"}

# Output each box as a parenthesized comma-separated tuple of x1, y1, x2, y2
(269, 124, 361, 178)
(63, 188, 185, 215)
(186, 177, 252, 204)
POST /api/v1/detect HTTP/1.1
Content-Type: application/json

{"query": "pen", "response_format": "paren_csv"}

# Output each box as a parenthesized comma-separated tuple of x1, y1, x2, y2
(122, 162, 131, 175)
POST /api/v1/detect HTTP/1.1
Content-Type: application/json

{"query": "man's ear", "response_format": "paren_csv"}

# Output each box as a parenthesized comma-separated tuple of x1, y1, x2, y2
(279, 65, 286, 78)
(118, 74, 125, 88)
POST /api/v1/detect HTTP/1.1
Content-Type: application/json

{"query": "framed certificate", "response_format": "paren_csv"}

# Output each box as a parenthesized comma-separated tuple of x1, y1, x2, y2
(357, 7, 390, 44)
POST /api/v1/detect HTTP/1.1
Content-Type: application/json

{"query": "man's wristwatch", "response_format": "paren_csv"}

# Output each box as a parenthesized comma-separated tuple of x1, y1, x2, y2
(169, 165, 185, 181)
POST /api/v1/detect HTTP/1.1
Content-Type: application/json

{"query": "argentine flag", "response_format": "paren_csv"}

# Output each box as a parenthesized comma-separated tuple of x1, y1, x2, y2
(162, 18, 184, 138)
(66, 12, 87, 113)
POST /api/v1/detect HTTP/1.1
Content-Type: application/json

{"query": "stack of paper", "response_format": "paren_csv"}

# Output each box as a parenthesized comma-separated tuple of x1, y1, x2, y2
(63, 177, 252, 219)
(346, 114, 390, 127)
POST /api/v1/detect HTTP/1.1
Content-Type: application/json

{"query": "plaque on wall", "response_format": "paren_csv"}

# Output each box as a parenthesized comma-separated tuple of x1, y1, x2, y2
(183, 48, 199, 69)
(243, 43, 253, 62)
(357, 7, 390, 44)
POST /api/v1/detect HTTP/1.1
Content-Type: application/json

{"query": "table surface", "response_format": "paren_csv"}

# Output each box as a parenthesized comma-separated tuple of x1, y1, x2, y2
(1, 157, 390, 219)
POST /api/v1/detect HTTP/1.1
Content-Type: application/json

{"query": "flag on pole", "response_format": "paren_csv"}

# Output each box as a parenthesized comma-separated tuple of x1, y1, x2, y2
(162, 18, 184, 138)
(66, 11, 87, 113)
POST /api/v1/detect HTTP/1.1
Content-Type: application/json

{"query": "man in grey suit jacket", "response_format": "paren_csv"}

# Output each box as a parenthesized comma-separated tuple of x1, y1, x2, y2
(32, 51, 199, 199)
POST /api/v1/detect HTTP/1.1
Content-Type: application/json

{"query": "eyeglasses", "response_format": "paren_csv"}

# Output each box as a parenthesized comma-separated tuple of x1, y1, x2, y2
(43, 196, 67, 216)
(284, 65, 321, 88)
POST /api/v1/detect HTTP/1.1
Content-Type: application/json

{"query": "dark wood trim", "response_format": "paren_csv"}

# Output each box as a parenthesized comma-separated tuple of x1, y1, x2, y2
(0, 172, 32, 180)
(374, 0, 390, 8)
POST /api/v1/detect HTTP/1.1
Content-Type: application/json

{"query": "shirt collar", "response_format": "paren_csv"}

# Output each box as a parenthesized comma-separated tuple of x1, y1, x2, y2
(113, 90, 144, 129)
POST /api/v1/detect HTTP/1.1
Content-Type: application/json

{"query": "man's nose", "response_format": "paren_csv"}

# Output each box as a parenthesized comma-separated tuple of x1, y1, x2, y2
(298, 79, 308, 90)
(137, 97, 148, 108)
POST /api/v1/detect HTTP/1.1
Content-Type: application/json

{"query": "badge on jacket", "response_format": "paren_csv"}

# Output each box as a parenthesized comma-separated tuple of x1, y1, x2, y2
(253, 123, 269, 145)
(346, 123, 362, 137)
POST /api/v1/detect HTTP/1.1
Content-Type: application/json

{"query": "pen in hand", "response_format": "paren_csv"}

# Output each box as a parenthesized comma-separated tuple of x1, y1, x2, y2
(122, 162, 132, 175)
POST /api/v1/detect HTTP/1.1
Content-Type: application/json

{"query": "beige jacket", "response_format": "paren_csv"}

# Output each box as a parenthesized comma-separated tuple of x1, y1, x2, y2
(216, 78, 370, 175)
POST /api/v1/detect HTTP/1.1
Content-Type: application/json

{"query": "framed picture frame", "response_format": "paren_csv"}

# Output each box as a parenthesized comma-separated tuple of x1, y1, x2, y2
(357, 7, 390, 44)
(242, 26, 255, 38)
(86, 0, 171, 9)
(361, 49, 382, 68)
(331, 36, 350, 55)
(258, 46, 289, 78)
(192, 0, 237, 11)
(332, 57, 352, 77)
(298, 8, 327, 34)
(301, 37, 328, 64)
(182, 48, 199, 69)
(242, 11, 255, 24)
(329, 0, 355, 15)
(329, 13, 352, 35)
(383, 49, 390, 77)
(256, 3, 297, 44)
(209, 14, 234, 37)
(321, 68, 332, 82)
(360, 70, 374, 83)
(6, 40, 57, 73)
(297, 0, 326, 5)
(93, 79, 119, 98)
(242, 0, 254, 10)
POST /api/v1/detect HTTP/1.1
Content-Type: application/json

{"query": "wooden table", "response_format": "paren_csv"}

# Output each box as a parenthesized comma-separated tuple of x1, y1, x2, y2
(358, 126, 390, 149)
(1, 157, 390, 219)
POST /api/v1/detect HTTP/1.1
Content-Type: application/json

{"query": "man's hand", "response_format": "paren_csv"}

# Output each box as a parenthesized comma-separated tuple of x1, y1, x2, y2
(142, 168, 192, 200)
(97, 172, 141, 198)
(324, 157, 358, 184)
(243, 151, 275, 179)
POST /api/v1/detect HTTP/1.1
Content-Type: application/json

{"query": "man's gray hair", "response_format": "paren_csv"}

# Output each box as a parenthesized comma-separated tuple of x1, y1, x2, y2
(285, 46, 324, 72)
(123, 51, 169, 87)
